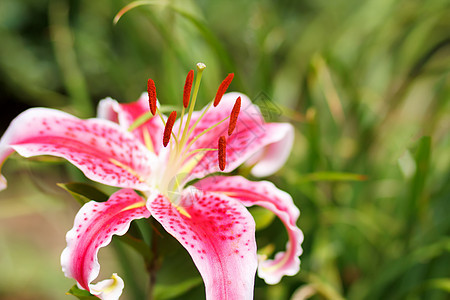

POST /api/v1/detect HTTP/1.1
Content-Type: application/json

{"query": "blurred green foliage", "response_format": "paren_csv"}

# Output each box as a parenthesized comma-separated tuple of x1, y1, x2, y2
(0, 0, 449, 299)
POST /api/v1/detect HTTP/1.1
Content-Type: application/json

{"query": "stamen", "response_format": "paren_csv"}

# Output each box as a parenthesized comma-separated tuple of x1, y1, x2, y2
(213, 73, 234, 107)
(184, 147, 217, 158)
(218, 135, 227, 171)
(163, 111, 177, 147)
(147, 79, 157, 115)
(228, 96, 241, 136)
(175, 204, 192, 218)
(181, 114, 229, 161)
(183, 70, 194, 108)
(128, 111, 153, 132)
(142, 127, 154, 152)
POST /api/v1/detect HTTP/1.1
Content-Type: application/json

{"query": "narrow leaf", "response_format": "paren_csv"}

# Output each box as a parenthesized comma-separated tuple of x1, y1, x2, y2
(298, 172, 368, 182)
(67, 285, 98, 300)
(58, 182, 109, 205)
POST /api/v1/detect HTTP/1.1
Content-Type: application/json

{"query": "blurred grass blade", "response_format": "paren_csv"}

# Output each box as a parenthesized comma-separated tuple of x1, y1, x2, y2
(365, 238, 450, 299)
(312, 54, 345, 124)
(409, 136, 431, 217)
(48, 0, 92, 117)
(113, 1, 238, 84)
(169, 6, 237, 78)
(291, 284, 317, 300)
(298, 171, 368, 182)
(301, 273, 345, 300)
(113, 0, 167, 25)
(422, 278, 450, 293)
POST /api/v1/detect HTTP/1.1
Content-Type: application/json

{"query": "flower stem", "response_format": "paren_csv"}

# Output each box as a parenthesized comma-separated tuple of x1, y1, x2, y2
(147, 218, 160, 300)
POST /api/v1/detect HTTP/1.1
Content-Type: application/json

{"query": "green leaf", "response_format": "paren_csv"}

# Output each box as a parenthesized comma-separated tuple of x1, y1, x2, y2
(117, 233, 153, 265)
(58, 182, 110, 205)
(409, 136, 431, 215)
(423, 278, 450, 292)
(154, 234, 204, 299)
(154, 277, 203, 300)
(66, 285, 98, 300)
(249, 206, 276, 231)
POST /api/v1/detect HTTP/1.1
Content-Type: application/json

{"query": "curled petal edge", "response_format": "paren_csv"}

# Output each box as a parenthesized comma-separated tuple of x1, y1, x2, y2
(194, 175, 303, 284)
(61, 189, 151, 300)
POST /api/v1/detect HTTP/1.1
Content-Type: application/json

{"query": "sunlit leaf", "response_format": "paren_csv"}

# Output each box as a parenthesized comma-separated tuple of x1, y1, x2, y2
(57, 182, 109, 205)
(66, 285, 98, 300)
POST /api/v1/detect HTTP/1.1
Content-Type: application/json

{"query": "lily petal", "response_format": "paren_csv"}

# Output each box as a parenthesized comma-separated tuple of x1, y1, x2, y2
(89, 273, 124, 300)
(0, 108, 154, 191)
(97, 94, 165, 154)
(61, 189, 151, 299)
(179, 92, 293, 180)
(195, 175, 303, 284)
(245, 122, 294, 177)
(148, 189, 257, 300)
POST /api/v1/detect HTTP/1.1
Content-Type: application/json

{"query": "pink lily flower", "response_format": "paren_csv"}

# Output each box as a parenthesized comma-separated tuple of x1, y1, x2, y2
(0, 64, 303, 300)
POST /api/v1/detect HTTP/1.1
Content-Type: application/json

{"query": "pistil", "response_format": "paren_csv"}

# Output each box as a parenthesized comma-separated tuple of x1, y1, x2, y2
(179, 63, 206, 150)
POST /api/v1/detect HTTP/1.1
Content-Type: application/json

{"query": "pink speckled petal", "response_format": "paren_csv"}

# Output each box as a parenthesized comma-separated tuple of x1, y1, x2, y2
(97, 94, 165, 154)
(178, 92, 293, 180)
(195, 176, 303, 284)
(61, 189, 151, 298)
(0, 108, 154, 191)
(148, 190, 257, 300)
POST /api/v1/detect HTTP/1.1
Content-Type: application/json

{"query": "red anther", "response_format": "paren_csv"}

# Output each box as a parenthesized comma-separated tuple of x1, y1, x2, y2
(214, 73, 234, 107)
(218, 135, 227, 171)
(183, 70, 194, 108)
(163, 111, 177, 147)
(228, 96, 241, 136)
(147, 79, 157, 115)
